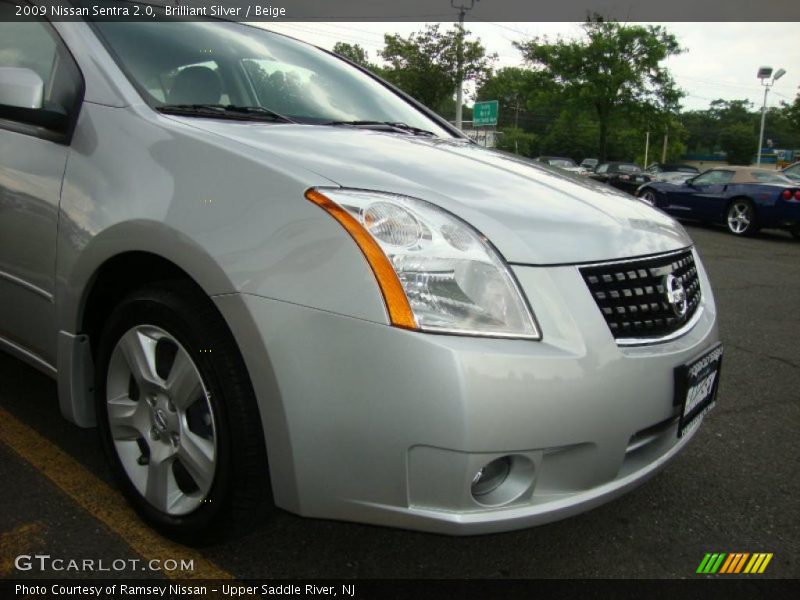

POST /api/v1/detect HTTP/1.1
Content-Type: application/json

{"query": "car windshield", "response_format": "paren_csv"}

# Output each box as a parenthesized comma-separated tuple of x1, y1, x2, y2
(617, 164, 641, 173)
(549, 159, 577, 168)
(91, 20, 452, 136)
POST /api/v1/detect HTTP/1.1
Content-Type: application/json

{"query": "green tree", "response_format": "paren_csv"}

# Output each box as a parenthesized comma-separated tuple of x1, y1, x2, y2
(332, 42, 372, 69)
(768, 99, 800, 151)
(380, 24, 495, 117)
(514, 18, 684, 161)
(786, 94, 800, 130)
(719, 123, 758, 165)
(540, 111, 598, 160)
(682, 99, 759, 156)
(496, 127, 538, 156)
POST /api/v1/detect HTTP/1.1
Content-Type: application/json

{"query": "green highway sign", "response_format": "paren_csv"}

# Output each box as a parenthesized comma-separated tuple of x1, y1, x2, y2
(472, 100, 498, 127)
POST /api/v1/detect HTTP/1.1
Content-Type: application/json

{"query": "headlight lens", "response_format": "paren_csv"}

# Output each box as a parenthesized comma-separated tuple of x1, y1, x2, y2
(307, 188, 540, 339)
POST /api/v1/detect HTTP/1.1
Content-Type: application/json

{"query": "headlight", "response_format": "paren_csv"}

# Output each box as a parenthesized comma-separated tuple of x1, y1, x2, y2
(306, 188, 540, 339)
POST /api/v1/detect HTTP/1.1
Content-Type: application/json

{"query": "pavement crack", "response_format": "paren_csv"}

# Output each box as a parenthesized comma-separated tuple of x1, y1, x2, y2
(727, 343, 800, 371)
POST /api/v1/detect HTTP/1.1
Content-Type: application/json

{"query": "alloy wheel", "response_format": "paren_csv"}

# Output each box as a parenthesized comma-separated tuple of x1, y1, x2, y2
(727, 201, 752, 235)
(641, 190, 657, 206)
(105, 325, 216, 515)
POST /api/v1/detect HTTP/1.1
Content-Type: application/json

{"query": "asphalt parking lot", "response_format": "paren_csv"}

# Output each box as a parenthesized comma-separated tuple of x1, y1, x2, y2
(1, 223, 798, 581)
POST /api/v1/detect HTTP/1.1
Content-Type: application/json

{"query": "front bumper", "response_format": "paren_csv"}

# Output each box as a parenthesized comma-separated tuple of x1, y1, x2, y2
(214, 249, 719, 534)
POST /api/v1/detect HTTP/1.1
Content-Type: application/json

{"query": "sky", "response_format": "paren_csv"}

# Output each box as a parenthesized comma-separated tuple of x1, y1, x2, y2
(261, 21, 800, 113)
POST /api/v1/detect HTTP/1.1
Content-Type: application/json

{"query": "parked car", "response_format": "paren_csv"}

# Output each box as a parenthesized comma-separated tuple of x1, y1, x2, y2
(645, 163, 700, 183)
(580, 158, 599, 170)
(589, 162, 651, 194)
(0, 12, 722, 537)
(637, 167, 799, 238)
(534, 156, 586, 175)
(782, 162, 800, 182)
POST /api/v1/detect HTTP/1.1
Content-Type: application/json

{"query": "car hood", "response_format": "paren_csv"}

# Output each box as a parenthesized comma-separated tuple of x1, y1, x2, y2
(176, 120, 691, 264)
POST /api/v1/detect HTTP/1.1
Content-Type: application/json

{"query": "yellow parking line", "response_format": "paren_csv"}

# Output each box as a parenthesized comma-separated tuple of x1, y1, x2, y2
(0, 406, 233, 580)
(0, 522, 44, 577)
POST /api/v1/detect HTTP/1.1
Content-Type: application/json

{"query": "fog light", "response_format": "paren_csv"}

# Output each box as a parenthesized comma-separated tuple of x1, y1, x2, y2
(471, 456, 511, 497)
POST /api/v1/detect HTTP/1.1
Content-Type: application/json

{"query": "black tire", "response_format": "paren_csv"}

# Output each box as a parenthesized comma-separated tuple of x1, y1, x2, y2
(790, 226, 800, 240)
(94, 280, 271, 542)
(725, 198, 759, 237)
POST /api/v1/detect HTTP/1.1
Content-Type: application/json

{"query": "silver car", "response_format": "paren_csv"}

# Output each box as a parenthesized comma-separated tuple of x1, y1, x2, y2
(0, 12, 722, 537)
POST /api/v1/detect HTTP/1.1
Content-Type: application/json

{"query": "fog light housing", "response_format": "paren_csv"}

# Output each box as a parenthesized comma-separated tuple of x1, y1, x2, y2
(471, 456, 512, 497)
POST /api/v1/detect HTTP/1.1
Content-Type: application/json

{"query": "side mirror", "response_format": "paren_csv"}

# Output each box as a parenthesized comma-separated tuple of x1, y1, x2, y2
(0, 67, 44, 109)
(0, 67, 69, 134)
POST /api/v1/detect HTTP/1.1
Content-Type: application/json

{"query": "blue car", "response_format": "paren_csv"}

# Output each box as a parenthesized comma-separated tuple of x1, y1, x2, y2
(637, 166, 800, 238)
(783, 162, 800, 182)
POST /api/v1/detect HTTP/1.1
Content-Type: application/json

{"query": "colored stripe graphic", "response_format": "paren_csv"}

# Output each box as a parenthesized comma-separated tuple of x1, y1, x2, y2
(757, 554, 773, 574)
(722, 553, 750, 574)
(697, 553, 726, 574)
(719, 553, 736, 573)
(700, 552, 773, 575)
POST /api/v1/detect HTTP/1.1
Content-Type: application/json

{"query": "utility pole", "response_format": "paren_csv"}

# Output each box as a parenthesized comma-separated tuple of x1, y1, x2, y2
(452, 0, 478, 130)
(644, 130, 650, 168)
(661, 128, 668, 163)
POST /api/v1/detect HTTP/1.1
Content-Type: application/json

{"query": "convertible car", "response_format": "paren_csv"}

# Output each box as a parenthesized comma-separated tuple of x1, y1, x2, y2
(637, 167, 800, 238)
(783, 162, 800, 182)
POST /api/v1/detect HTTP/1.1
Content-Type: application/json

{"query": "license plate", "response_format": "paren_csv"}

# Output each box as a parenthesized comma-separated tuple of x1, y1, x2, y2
(674, 343, 723, 437)
(636, 176, 645, 183)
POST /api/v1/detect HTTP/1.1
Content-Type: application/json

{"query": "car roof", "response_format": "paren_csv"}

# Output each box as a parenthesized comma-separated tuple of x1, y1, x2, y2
(705, 166, 789, 183)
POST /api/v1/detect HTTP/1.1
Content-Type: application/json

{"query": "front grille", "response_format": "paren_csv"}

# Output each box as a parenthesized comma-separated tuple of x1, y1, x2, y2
(579, 249, 701, 342)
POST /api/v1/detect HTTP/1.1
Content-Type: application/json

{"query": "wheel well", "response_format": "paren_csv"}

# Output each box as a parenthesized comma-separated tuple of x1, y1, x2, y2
(81, 252, 203, 354)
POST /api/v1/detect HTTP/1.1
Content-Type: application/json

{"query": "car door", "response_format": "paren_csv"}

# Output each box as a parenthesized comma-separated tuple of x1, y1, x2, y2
(0, 10, 83, 370)
(671, 170, 733, 219)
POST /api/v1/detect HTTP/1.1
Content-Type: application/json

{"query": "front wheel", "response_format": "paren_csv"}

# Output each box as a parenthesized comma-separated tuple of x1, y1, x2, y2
(726, 199, 758, 236)
(790, 226, 800, 240)
(94, 282, 270, 540)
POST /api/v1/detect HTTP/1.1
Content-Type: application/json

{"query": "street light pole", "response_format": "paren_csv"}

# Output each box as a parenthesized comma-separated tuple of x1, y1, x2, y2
(756, 85, 769, 166)
(756, 66, 785, 166)
(452, 0, 477, 130)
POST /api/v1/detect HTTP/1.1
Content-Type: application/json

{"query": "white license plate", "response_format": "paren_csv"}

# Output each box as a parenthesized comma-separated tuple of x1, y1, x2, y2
(674, 343, 723, 437)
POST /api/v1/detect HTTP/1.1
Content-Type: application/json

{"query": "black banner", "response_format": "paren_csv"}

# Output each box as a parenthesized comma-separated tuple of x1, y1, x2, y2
(3, 579, 800, 600)
(3, 0, 800, 22)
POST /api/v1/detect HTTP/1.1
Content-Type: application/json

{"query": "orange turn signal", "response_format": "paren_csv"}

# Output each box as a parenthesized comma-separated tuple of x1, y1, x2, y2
(305, 189, 417, 330)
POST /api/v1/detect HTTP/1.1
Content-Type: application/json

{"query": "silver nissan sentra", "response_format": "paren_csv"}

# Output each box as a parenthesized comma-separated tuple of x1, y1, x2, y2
(0, 10, 722, 537)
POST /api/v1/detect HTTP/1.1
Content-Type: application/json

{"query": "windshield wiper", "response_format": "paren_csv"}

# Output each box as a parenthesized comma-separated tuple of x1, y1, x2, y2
(323, 120, 437, 137)
(156, 104, 296, 123)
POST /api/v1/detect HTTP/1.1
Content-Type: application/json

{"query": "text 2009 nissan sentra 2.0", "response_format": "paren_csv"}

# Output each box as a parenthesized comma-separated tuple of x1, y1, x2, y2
(0, 8, 722, 537)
